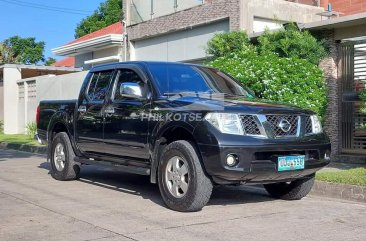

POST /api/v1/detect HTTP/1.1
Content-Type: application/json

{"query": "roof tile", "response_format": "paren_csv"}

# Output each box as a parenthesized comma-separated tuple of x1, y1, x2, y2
(52, 57, 75, 67)
(65, 22, 123, 46)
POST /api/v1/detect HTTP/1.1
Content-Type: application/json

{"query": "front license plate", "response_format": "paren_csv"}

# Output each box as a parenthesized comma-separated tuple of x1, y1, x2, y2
(277, 156, 305, 172)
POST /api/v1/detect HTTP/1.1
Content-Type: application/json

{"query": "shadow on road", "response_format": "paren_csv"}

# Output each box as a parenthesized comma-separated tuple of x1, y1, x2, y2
(38, 162, 274, 208)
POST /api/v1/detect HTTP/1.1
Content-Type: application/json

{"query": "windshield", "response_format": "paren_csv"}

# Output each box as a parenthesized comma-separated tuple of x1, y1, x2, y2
(147, 63, 254, 98)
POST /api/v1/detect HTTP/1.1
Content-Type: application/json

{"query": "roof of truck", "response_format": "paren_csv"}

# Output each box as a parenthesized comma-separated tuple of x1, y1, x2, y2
(89, 61, 203, 72)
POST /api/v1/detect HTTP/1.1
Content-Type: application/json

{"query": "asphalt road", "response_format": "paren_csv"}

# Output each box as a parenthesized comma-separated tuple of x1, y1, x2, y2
(0, 149, 365, 241)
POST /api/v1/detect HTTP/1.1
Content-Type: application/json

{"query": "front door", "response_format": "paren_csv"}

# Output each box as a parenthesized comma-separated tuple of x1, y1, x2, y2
(76, 70, 114, 156)
(103, 68, 151, 161)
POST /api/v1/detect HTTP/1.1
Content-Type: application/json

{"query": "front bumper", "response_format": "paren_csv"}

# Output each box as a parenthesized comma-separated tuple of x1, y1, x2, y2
(198, 142, 331, 185)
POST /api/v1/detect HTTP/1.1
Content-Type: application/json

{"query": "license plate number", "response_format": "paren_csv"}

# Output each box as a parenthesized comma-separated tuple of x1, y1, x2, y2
(278, 156, 305, 172)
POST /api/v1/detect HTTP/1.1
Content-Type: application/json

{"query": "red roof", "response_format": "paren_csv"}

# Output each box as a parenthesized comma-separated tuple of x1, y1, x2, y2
(52, 57, 75, 68)
(65, 22, 123, 46)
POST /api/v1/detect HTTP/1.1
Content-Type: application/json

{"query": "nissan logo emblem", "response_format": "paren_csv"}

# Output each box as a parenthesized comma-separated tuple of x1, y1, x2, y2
(278, 119, 291, 132)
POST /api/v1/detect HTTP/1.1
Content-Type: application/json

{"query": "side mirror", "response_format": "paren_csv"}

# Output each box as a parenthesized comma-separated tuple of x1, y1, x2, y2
(120, 82, 143, 99)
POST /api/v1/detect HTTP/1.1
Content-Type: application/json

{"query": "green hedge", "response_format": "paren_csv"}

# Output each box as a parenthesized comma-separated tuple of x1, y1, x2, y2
(209, 52, 326, 117)
(258, 24, 327, 65)
(206, 28, 327, 118)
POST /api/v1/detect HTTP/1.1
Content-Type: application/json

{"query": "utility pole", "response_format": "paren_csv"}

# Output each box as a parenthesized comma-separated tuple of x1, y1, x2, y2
(122, 0, 128, 62)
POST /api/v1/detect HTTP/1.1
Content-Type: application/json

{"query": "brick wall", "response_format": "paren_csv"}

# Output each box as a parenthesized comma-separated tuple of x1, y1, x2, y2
(319, 31, 341, 158)
(328, 0, 366, 15)
(127, 0, 241, 41)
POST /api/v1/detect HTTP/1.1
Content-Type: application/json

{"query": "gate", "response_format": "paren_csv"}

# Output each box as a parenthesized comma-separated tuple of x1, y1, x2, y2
(341, 40, 366, 154)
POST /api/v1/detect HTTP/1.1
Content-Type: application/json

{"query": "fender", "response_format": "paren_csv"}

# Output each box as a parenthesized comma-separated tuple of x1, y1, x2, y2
(47, 110, 79, 158)
(149, 120, 196, 183)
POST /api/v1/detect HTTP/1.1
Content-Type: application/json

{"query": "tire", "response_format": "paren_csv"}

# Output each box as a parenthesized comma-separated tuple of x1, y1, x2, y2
(158, 140, 213, 212)
(50, 132, 80, 181)
(263, 174, 315, 200)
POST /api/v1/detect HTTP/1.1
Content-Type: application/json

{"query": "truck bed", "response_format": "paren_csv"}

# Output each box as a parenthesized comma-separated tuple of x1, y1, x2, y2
(37, 100, 77, 143)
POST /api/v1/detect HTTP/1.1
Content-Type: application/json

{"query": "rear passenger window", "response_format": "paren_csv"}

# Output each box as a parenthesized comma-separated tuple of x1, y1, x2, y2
(87, 71, 113, 101)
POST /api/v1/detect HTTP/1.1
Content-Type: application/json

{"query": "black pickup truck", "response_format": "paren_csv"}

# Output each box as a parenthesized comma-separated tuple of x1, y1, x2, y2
(36, 61, 331, 212)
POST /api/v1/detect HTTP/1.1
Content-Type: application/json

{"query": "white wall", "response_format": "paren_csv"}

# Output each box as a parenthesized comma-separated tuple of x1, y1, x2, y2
(130, 0, 203, 24)
(3, 66, 21, 134)
(0, 81, 4, 122)
(15, 71, 88, 134)
(35, 71, 87, 101)
(253, 17, 284, 33)
(242, 0, 322, 33)
(132, 20, 229, 62)
(93, 46, 120, 60)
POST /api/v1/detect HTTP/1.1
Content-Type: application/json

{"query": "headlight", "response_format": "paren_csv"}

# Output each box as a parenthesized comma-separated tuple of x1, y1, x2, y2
(310, 115, 323, 134)
(204, 113, 244, 135)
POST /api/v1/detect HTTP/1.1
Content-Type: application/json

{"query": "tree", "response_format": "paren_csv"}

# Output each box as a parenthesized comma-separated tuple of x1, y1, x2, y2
(0, 42, 16, 64)
(75, 0, 123, 38)
(45, 57, 57, 66)
(0, 36, 45, 64)
(206, 31, 253, 58)
(257, 24, 327, 65)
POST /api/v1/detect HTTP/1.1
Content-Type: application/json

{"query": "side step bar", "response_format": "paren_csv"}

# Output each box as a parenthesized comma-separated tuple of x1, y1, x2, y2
(74, 157, 150, 176)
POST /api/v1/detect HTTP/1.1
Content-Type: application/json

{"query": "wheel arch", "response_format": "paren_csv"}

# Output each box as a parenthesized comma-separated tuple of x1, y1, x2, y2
(150, 123, 202, 184)
(47, 116, 77, 159)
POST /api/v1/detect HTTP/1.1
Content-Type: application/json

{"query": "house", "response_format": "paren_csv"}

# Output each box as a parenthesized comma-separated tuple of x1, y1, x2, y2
(124, 0, 323, 63)
(4, 0, 366, 164)
(301, 12, 366, 164)
(52, 22, 124, 70)
(122, 0, 366, 164)
(0, 22, 125, 135)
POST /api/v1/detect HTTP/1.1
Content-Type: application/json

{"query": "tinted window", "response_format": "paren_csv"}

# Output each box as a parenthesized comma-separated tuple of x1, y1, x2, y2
(87, 71, 113, 101)
(113, 69, 148, 100)
(148, 63, 253, 97)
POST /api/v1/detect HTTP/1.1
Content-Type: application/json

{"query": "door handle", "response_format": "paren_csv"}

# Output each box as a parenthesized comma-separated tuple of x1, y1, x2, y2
(78, 105, 87, 113)
(105, 106, 115, 114)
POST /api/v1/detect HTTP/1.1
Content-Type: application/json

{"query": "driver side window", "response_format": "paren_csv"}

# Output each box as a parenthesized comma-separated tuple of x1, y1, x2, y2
(113, 69, 148, 100)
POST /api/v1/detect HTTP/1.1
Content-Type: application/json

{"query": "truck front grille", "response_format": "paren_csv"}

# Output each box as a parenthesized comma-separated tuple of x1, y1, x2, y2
(304, 116, 313, 134)
(240, 115, 261, 135)
(265, 115, 300, 137)
(239, 114, 314, 138)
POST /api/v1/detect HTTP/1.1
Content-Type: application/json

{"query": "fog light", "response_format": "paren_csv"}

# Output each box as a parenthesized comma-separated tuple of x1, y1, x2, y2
(226, 154, 238, 167)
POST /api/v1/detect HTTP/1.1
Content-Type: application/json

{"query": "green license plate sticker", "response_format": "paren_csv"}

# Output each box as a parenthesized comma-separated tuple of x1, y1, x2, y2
(278, 156, 305, 172)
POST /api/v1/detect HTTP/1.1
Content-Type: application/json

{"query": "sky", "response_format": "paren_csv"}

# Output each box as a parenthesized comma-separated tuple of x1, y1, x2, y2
(0, 0, 105, 60)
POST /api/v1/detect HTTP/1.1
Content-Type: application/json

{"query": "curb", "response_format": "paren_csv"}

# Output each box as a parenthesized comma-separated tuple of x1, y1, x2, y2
(0, 142, 47, 155)
(311, 181, 365, 203)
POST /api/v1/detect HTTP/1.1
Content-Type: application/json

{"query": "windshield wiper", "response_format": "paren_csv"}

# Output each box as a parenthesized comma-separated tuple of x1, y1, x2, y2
(162, 91, 203, 97)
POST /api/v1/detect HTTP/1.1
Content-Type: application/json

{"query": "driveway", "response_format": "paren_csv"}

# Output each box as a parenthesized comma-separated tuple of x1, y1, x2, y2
(0, 149, 365, 241)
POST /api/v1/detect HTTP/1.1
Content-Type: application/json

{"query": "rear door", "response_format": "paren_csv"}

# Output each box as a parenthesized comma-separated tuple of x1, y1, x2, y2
(75, 70, 115, 156)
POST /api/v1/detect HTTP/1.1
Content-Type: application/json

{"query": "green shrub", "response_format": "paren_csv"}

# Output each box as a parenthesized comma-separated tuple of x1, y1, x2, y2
(359, 89, 366, 101)
(26, 122, 37, 139)
(0, 120, 3, 134)
(257, 24, 327, 65)
(208, 51, 327, 118)
(206, 31, 254, 58)
(206, 26, 328, 118)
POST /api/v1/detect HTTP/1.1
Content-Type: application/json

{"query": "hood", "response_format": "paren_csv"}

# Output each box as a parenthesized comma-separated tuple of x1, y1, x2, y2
(155, 95, 314, 115)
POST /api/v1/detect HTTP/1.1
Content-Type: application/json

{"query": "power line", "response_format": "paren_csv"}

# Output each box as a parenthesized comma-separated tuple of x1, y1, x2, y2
(7, 0, 93, 13)
(0, 0, 93, 15)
